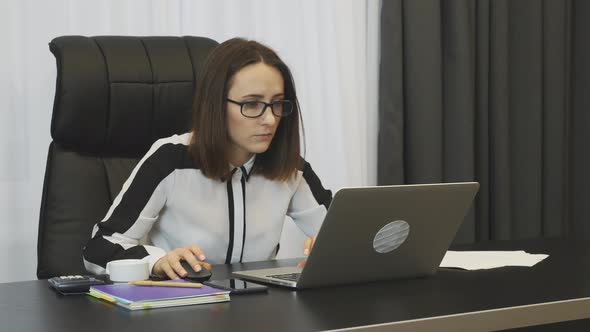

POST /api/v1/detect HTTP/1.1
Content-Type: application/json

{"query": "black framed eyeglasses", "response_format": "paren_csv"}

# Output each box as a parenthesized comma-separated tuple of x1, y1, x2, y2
(227, 99, 295, 118)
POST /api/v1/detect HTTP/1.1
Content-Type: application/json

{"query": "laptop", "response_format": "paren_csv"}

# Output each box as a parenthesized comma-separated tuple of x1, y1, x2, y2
(232, 182, 479, 289)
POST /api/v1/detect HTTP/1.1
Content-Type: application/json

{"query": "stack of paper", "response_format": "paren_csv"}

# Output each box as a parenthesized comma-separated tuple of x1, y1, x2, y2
(440, 250, 549, 270)
(88, 280, 230, 310)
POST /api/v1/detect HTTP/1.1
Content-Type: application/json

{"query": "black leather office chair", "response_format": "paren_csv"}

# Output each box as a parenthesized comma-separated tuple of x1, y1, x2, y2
(37, 36, 218, 279)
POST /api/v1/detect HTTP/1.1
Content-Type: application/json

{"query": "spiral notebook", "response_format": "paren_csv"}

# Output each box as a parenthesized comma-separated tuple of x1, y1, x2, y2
(88, 280, 230, 310)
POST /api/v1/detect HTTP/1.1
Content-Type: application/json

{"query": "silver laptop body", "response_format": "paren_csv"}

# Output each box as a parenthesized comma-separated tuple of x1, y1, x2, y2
(232, 182, 479, 289)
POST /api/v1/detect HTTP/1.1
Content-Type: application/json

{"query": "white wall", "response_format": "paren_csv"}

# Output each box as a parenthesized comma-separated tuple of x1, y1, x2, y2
(0, 0, 380, 283)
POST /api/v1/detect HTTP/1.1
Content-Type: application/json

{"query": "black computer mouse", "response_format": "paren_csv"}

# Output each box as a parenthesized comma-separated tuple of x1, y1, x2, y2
(180, 260, 212, 282)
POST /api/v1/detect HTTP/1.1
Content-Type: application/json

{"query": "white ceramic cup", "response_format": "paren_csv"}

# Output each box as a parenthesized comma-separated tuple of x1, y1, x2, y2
(106, 259, 150, 282)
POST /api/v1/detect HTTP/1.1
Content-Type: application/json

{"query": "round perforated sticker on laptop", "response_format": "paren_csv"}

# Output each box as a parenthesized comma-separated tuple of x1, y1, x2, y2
(373, 220, 410, 254)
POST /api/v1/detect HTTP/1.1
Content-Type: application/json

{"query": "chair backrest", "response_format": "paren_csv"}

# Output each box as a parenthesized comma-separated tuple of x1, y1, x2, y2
(37, 35, 218, 279)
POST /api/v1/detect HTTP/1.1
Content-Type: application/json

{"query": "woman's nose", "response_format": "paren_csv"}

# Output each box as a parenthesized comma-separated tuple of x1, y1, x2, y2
(259, 106, 277, 125)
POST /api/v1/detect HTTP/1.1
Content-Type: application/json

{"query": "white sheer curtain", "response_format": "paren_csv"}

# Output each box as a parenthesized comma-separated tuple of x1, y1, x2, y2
(0, 0, 380, 283)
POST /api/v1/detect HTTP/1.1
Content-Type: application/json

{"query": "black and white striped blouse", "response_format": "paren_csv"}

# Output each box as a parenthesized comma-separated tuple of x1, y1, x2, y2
(82, 133, 332, 274)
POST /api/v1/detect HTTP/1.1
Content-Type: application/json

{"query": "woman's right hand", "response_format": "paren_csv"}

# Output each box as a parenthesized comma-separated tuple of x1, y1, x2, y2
(152, 245, 211, 280)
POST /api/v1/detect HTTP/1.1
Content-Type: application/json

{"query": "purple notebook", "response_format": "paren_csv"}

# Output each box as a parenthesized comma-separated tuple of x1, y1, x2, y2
(90, 280, 228, 303)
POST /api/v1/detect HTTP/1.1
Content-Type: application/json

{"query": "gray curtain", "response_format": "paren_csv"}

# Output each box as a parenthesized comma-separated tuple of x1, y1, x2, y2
(378, 0, 590, 244)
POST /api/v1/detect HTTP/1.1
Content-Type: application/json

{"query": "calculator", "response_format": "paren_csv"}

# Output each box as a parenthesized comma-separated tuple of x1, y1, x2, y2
(48, 275, 108, 295)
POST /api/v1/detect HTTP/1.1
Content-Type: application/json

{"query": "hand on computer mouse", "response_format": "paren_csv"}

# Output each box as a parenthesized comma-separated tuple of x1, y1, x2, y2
(179, 260, 212, 282)
(152, 245, 212, 280)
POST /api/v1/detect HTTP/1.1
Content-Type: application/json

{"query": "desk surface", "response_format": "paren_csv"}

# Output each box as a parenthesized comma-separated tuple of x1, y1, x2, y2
(2, 238, 590, 332)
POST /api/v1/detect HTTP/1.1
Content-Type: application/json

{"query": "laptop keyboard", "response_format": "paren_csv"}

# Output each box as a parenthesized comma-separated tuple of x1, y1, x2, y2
(267, 273, 300, 282)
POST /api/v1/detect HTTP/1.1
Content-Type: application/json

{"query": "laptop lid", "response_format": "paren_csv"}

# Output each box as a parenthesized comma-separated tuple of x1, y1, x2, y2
(233, 182, 479, 289)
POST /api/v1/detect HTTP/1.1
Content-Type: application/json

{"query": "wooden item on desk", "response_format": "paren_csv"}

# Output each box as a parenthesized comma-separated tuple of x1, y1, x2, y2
(129, 280, 203, 288)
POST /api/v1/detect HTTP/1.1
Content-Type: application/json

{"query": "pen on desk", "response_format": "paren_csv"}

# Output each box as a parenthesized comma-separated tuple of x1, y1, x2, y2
(87, 290, 117, 303)
(128, 280, 203, 288)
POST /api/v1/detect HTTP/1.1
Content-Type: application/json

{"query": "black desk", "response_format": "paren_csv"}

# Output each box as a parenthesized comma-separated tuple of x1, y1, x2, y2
(2, 239, 590, 332)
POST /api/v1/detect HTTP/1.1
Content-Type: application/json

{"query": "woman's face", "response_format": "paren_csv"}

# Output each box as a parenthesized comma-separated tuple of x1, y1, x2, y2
(226, 62, 284, 166)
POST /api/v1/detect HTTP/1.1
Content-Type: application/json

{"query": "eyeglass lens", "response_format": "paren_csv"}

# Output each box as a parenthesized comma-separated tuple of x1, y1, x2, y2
(241, 101, 293, 118)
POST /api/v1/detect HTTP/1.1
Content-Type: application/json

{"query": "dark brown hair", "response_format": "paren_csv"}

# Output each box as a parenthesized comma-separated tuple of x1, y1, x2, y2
(189, 38, 303, 181)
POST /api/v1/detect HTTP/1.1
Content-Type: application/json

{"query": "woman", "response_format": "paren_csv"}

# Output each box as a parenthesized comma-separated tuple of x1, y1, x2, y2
(82, 38, 332, 280)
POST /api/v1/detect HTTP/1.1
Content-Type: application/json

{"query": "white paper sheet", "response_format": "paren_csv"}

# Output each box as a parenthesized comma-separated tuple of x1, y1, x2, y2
(439, 250, 549, 270)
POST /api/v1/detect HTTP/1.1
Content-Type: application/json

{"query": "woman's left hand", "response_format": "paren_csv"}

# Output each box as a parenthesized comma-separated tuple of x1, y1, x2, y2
(298, 236, 316, 267)
(303, 236, 316, 256)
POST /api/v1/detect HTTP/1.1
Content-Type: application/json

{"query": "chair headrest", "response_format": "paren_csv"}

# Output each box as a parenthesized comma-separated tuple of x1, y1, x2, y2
(49, 35, 218, 157)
